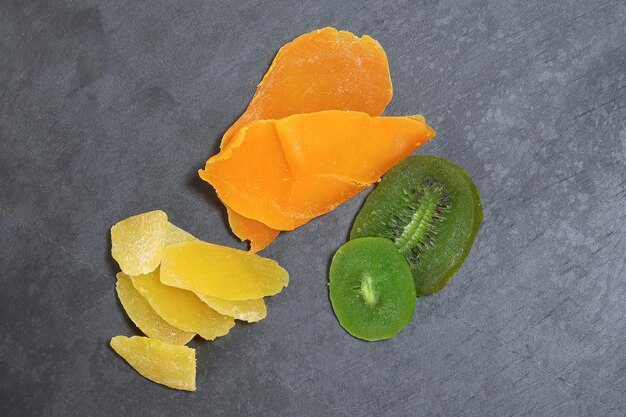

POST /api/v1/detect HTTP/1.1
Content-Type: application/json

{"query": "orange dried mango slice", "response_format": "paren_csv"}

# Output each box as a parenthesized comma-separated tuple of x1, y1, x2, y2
(110, 336, 196, 391)
(226, 208, 280, 253)
(160, 241, 289, 300)
(216, 27, 393, 252)
(130, 269, 235, 340)
(200, 110, 436, 231)
(197, 294, 267, 323)
(110, 210, 168, 275)
(164, 222, 199, 246)
(116, 272, 195, 345)
(220, 27, 392, 149)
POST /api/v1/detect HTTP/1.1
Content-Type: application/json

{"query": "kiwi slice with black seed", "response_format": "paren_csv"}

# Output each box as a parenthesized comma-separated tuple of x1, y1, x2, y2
(329, 237, 416, 341)
(350, 156, 482, 296)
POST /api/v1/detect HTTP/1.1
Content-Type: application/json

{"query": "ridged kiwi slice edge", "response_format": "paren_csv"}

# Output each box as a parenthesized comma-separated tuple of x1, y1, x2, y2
(350, 156, 482, 296)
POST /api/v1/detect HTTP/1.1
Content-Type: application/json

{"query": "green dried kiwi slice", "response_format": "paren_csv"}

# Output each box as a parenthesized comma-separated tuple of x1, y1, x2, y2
(350, 156, 482, 296)
(329, 237, 416, 341)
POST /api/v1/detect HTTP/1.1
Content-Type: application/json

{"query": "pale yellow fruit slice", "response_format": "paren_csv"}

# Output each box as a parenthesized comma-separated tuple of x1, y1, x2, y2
(110, 336, 196, 391)
(164, 226, 267, 322)
(111, 210, 168, 275)
(197, 294, 267, 323)
(164, 222, 199, 246)
(160, 241, 289, 300)
(116, 272, 195, 345)
(130, 269, 235, 340)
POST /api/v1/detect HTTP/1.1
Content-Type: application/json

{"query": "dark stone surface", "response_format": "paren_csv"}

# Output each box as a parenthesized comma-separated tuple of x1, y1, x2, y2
(1, 0, 624, 416)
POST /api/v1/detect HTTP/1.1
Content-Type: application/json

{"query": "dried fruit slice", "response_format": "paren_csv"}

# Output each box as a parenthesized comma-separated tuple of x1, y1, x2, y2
(220, 27, 392, 149)
(197, 294, 267, 323)
(110, 210, 168, 275)
(130, 269, 235, 340)
(160, 241, 289, 300)
(215, 27, 394, 252)
(163, 222, 268, 320)
(329, 237, 416, 341)
(350, 156, 482, 296)
(110, 336, 196, 391)
(200, 111, 436, 230)
(116, 272, 195, 345)
(164, 222, 198, 246)
(226, 208, 280, 253)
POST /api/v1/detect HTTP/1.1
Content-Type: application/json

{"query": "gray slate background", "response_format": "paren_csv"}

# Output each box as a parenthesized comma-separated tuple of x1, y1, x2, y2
(1, 0, 625, 416)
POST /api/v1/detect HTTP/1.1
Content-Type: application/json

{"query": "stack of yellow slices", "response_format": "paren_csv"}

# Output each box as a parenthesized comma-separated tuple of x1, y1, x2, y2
(109, 210, 289, 391)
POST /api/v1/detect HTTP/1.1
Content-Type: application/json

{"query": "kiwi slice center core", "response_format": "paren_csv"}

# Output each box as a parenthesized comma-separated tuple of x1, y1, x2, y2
(395, 188, 443, 256)
(360, 273, 378, 307)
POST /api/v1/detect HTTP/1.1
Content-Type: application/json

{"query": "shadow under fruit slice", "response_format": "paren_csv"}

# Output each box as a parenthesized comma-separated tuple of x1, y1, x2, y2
(116, 272, 195, 345)
(350, 156, 483, 296)
(130, 269, 235, 340)
(212, 27, 394, 252)
(160, 241, 288, 300)
(200, 111, 436, 231)
(111, 210, 168, 276)
(110, 336, 196, 391)
(329, 237, 416, 341)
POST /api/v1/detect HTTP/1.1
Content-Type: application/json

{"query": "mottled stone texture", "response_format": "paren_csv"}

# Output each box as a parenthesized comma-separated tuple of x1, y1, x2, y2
(1, 0, 624, 416)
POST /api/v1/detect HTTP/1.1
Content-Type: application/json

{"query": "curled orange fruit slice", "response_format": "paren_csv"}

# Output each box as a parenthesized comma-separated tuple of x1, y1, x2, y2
(200, 111, 435, 231)
(212, 27, 394, 251)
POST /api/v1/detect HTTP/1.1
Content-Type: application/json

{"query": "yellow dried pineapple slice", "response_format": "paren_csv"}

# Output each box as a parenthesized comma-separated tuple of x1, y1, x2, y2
(116, 272, 194, 345)
(110, 336, 196, 391)
(163, 224, 267, 321)
(160, 241, 288, 300)
(130, 269, 235, 340)
(197, 294, 267, 323)
(111, 210, 168, 275)
(164, 222, 199, 246)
